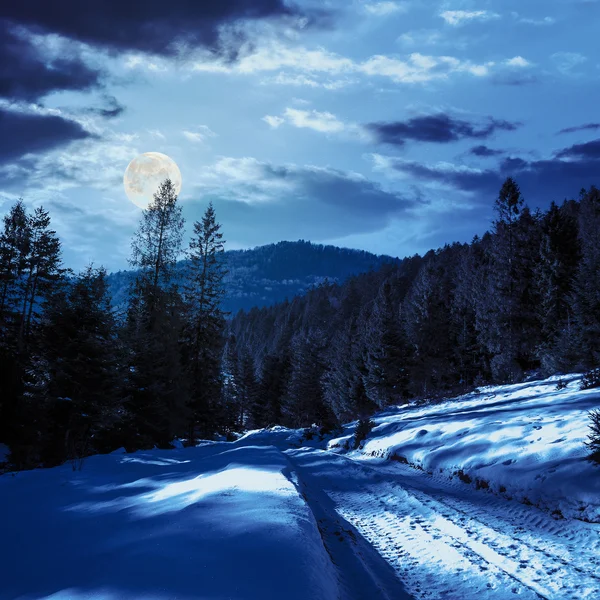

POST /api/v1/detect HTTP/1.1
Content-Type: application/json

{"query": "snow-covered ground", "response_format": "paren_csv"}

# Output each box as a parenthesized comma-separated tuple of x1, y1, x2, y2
(1, 374, 599, 600)
(0, 443, 339, 600)
(330, 373, 600, 522)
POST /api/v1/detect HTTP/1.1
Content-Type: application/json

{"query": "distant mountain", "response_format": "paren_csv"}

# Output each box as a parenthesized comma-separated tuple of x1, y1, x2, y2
(107, 240, 399, 314)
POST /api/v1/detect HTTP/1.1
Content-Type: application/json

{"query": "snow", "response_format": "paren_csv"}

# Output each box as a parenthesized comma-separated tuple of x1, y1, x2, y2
(2, 373, 599, 600)
(0, 443, 338, 600)
(331, 373, 600, 521)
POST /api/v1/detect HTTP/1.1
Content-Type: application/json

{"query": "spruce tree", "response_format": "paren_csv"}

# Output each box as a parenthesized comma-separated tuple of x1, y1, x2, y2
(27, 266, 123, 467)
(126, 178, 187, 449)
(571, 187, 600, 366)
(184, 202, 228, 441)
(364, 281, 410, 407)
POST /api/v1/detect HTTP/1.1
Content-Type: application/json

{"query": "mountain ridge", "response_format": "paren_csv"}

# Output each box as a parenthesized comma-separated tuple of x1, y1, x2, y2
(107, 239, 400, 314)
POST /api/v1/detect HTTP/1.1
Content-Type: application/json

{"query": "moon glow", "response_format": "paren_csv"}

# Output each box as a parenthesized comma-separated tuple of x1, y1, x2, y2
(124, 152, 182, 209)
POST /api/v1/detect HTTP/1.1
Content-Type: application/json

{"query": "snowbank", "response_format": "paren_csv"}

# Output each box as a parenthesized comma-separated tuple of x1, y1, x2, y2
(335, 375, 600, 521)
(0, 443, 338, 600)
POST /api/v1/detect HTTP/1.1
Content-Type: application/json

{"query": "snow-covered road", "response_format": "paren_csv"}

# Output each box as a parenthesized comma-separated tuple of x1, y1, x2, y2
(3, 375, 600, 599)
(288, 447, 600, 600)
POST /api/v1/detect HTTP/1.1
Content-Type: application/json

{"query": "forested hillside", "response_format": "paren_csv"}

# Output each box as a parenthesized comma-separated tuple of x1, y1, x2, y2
(1, 177, 599, 472)
(228, 180, 600, 430)
(107, 241, 398, 314)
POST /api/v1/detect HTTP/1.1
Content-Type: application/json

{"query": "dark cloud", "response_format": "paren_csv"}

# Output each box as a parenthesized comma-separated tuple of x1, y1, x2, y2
(386, 138, 600, 204)
(188, 162, 418, 245)
(470, 145, 505, 157)
(555, 139, 600, 159)
(558, 123, 600, 135)
(0, 24, 101, 101)
(0, 107, 93, 161)
(366, 114, 520, 147)
(1, 1, 318, 58)
(87, 96, 125, 119)
(491, 72, 538, 86)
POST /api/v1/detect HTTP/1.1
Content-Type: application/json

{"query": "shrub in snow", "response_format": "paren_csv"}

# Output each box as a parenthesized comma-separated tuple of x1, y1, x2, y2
(555, 378, 568, 391)
(586, 410, 600, 463)
(353, 418, 374, 449)
(580, 368, 600, 390)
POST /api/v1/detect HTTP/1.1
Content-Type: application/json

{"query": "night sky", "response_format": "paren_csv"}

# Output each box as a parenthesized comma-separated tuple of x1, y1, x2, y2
(1, 0, 599, 270)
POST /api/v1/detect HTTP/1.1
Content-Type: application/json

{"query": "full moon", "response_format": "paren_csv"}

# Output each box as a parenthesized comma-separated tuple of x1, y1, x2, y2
(123, 152, 182, 209)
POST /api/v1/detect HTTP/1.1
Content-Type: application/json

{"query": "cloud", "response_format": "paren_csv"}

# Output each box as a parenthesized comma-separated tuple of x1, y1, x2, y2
(187, 157, 418, 244)
(262, 115, 285, 128)
(555, 139, 600, 159)
(469, 145, 505, 157)
(190, 42, 515, 86)
(87, 95, 125, 119)
(283, 108, 346, 133)
(552, 52, 587, 75)
(491, 56, 538, 86)
(366, 114, 519, 147)
(181, 125, 217, 143)
(374, 138, 600, 204)
(505, 56, 531, 68)
(0, 25, 101, 102)
(364, 2, 409, 16)
(1, 1, 321, 58)
(440, 10, 500, 26)
(513, 14, 555, 26)
(0, 106, 93, 161)
(558, 123, 600, 135)
(360, 53, 494, 82)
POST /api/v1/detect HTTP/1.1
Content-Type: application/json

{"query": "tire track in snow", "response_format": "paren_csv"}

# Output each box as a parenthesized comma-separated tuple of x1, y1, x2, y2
(288, 448, 600, 600)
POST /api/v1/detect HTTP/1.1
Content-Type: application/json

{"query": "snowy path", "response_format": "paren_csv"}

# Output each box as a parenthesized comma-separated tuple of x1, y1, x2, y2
(288, 448, 600, 600)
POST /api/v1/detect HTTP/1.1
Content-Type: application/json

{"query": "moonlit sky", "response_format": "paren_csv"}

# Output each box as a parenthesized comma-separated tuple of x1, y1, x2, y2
(1, 1, 599, 271)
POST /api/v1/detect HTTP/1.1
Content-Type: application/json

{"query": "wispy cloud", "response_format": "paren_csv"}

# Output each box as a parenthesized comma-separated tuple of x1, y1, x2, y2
(363, 2, 409, 16)
(440, 10, 500, 26)
(185, 42, 516, 86)
(181, 125, 217, 143)
(283, 108, 346, 133)
(263, 115, 285, 128)
(552, 52, 587, 75)
(512, 13, 556, 26)
(558, 123, 600, 135)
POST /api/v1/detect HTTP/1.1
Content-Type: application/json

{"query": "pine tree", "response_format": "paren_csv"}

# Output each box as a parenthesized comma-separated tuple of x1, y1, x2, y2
(238, 350, 259, 428)
(488, 178, 542, 382)
(0, 201, 31, 443)
(255, 352, 290, 428)
(283, 331, 335, 429)
(363, 281, 410, 407)
(184, 202, 228, 441)
(571, 187, 600, 366)
(0, 200, 30, 331)
(535, 201, 580, 372)
(26, 266, 123, 467)
(126, 178, 187, 449)
(17, 207, 64, 348)
(0, 203, 65, 466)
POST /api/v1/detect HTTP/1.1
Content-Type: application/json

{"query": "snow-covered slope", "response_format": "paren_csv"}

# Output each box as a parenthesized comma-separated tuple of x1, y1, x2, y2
(2, 374, 599, 600)
(0, 443, 339, 600)
(329, 373, 600, 522)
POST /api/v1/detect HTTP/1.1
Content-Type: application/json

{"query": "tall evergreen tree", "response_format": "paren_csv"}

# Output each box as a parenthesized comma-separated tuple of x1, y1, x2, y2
(24, 266, 123, 467)
(571, 187, 600, 366)
(363, 281, 411, 407)
(184, 202, 228, 441)
(126, 179, 187, 449)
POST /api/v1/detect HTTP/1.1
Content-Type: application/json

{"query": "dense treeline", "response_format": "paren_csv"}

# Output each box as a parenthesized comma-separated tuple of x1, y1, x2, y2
(229, 179, 600, 429)
(1, 177, 599, 469)
(0, 180, 228, 469)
